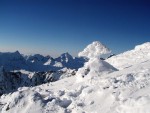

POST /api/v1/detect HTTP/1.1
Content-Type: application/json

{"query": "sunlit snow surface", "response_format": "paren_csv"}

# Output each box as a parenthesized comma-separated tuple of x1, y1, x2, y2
(106, 42, 150, 70)
(0, 42, 150, 113)
(78, 41, 111, 59)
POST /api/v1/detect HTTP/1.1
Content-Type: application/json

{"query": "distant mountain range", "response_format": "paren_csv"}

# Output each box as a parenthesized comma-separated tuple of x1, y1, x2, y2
(0, 51, 87, 71)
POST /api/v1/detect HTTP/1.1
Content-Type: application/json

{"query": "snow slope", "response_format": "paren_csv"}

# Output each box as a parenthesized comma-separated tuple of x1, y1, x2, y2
(0, 59, 150, 113)
(106, 42, 150, 70)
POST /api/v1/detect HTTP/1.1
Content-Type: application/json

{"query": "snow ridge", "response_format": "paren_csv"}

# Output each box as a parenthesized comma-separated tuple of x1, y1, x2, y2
(106, 42, 150, 70)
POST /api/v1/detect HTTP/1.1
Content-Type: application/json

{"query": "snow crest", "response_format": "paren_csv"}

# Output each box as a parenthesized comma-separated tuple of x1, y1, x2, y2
(106, 42, 150, 70)
(78, 41, 111, 59)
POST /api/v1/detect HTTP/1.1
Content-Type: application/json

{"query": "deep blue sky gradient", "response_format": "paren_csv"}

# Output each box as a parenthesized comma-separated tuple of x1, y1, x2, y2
(0, 0, 150, 57)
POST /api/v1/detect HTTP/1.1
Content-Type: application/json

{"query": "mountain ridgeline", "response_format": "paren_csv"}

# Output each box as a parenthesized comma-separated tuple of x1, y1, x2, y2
(0, 51, 87, 72)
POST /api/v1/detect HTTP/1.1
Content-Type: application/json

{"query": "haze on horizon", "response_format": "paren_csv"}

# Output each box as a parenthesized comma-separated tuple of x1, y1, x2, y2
(0, 0, 150, 57)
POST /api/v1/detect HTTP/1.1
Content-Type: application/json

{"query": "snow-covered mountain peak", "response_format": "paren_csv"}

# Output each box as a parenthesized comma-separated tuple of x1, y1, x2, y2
(45, 55, 53, 59)
(26, 54, 54, 64)
(14, 50, 20, 54)
(56, 52, 73, 63)
(0, 51, 22, 58)
(60, 52, 73, 59)
(78, 41, 111, 59)
(0, 51, 27, 71)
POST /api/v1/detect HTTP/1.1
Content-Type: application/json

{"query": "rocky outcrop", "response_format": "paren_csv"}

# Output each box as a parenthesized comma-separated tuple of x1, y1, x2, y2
(0, 67, 76, 96)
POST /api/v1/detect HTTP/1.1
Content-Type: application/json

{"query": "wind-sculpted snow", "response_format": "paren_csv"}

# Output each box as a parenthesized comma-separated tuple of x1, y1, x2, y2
(76, 58, 118, 82)
(78, 41, 111, 59)
(106, 42, 150, 70)
(77, 41, 117, 82)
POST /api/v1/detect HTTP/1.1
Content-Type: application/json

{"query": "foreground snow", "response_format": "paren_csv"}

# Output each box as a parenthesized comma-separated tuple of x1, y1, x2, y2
(0, 59, 150, 113)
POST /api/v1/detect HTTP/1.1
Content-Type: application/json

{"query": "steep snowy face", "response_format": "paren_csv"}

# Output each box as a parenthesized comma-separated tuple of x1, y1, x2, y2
(78, 41, 111, 59)
(56, 52, 73, 63)
(106, 42, 150, 70)
(55, 53, 86, 69)
(26, 54, 53, 64)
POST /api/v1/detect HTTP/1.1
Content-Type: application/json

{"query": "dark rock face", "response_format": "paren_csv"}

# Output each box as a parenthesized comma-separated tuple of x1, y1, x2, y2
(0, 67, 76, 96)
(107, 54, 116, 59)
(0, 67, 25, 95)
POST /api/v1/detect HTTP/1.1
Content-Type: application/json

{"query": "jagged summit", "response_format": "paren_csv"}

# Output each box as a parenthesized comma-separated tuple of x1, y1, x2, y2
(0, 51, 86, 71)
(0, 51, 27, 71)
(0, 50, 22, 58)
(56, 52, 73, 63)
(60, 52, 73, 59)
(26, 54, 51, 63)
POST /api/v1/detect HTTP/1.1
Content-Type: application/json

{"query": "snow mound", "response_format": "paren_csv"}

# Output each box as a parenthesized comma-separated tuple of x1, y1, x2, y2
(106, 42, 150, 70)
(76, 58, 117, 82)
(78, 41, 111, 59)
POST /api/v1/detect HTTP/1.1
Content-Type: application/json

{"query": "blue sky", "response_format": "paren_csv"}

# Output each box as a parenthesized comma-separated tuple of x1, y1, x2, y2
(0, 0, 150, 57)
